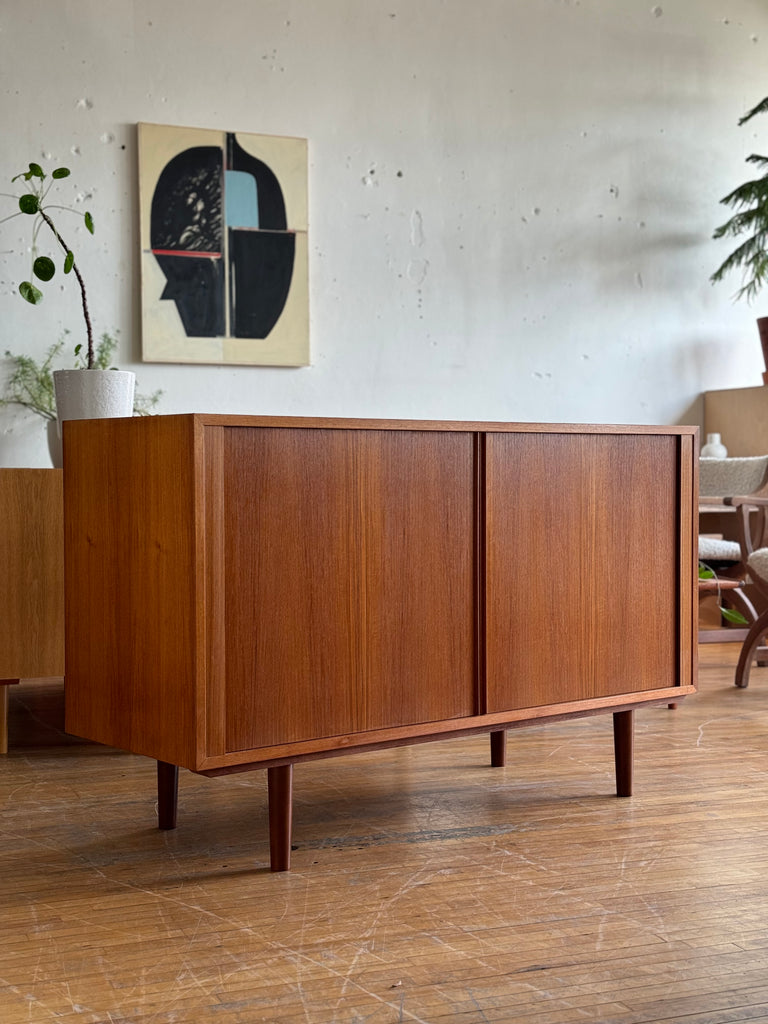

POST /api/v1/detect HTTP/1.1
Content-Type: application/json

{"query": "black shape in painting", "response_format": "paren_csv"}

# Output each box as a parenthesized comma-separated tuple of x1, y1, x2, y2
(150, 134, 295, 341)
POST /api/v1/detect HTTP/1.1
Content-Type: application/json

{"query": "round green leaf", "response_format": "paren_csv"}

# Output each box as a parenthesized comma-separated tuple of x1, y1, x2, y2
(33, 256, 55, 282)
(18, 194, 39, 215)
(63, 251, 74, 274)
(84, 211, 94, 234)
(19, 281, 43, 304)
(52, 167, 71, 179)
(27, 162, 44, 178)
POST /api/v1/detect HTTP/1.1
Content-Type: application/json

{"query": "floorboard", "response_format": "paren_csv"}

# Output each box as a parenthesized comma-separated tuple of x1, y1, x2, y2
(3, 647, 768, 1022)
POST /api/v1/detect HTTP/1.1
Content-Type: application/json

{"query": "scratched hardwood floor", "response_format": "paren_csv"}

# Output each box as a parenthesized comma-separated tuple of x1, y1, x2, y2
(3, 644, 768, 1023)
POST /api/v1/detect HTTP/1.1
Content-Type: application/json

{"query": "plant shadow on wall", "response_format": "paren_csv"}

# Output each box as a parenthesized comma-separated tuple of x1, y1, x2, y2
(710, 96, 768, 372)
(0, 160, 157, 461)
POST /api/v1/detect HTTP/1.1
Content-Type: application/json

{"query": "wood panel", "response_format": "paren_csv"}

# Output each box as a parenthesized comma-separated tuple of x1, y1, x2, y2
(63, 417, 202, 768)
(703, 385, 768, 457)
(485, 432, 681, 710)
(0, 469, 64, 678)
(217, 427, 477, 751)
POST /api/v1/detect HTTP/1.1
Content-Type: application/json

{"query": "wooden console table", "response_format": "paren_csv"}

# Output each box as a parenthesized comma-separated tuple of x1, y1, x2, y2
(703, 385, 768, 456)
(0, 469, 64, 753)
(62, 416, 698, 870)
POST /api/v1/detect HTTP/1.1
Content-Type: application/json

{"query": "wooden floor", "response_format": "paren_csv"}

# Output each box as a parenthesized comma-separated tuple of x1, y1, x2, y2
(4, 646, 768, 1023)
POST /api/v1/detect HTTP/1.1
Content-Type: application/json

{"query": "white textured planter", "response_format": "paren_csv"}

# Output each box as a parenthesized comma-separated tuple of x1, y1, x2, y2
(47, 418, 63, 468)
(54, 369, 135, 440)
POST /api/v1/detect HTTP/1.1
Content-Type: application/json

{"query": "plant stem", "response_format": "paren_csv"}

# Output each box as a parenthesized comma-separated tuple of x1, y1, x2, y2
(38, 209, 94, 369)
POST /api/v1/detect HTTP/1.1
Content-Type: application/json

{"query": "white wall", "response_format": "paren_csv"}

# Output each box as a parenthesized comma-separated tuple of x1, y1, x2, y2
(1, 0, 767, 465)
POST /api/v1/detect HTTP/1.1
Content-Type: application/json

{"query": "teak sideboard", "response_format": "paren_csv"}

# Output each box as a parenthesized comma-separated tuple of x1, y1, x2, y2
(63, 415, 698, 871)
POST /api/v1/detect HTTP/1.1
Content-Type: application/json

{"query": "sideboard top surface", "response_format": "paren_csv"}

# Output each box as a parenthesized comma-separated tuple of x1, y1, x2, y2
(63, 413, 699, 437)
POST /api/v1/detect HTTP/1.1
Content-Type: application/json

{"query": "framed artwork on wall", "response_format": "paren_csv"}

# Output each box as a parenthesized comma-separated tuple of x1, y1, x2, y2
(138, 122, 309, 366)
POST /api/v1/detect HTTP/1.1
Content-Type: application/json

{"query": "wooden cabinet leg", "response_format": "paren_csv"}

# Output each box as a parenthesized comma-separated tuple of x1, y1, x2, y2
(268, 764, 294, 872)
(613, 710, 634, 798)
(157, 761, 179, 830)
(490, 729, 507, 767)
(0, 680, 20, 756)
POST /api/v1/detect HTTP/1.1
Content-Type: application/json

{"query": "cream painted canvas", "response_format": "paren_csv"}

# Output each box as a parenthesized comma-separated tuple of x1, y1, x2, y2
(138, 122, 308, 366)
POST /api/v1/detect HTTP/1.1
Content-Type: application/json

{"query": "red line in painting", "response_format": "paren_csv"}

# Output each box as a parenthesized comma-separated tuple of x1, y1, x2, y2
(151, 249, 222, 258)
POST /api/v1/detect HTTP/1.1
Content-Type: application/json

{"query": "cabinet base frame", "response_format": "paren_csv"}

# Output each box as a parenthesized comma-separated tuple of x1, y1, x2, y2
(156, 712, 635, 872)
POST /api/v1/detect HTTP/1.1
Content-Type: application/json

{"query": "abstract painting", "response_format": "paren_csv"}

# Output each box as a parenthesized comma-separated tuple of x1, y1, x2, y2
(138, 122, 308, 366)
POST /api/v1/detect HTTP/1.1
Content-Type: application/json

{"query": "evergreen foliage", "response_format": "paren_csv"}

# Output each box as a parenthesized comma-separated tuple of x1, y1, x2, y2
(711, 97, 768, 303)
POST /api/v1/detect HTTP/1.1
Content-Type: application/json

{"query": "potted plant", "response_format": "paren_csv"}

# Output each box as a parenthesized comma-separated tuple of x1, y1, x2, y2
(710, 96, 768, 377)
(1, 331, 162, 466)
(1, 159, 136, 436)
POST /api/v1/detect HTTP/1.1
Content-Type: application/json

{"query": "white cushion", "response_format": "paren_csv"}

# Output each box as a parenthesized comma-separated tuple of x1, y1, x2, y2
(698, 536, 741, 561)
(748, 547, 768, 584)
(700, 455, 768, 497)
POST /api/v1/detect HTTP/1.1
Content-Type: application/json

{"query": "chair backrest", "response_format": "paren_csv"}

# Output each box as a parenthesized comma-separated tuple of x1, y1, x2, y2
(748, 547, 768, 586)
(700, 455, 768, 498)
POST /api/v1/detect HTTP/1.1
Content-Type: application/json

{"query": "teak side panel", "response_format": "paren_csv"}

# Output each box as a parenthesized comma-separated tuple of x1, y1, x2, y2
(63, 417, 201, 766)
(485, 432, 682, 710)
(0, 469, 64, 678)
(214, 427, 477, 751)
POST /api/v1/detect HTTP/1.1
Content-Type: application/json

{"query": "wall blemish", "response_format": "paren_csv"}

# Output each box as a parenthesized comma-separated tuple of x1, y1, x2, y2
(410, 210, 424, 247)
(407, 259, 429, 286)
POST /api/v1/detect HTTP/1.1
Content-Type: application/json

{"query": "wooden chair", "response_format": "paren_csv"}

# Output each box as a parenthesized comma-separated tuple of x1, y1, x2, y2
(735, 548, 768, 688)
(699, 455, 768, 635)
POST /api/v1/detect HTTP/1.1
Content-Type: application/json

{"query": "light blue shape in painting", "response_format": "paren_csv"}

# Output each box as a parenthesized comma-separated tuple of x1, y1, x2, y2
(225, 170, 260, 228)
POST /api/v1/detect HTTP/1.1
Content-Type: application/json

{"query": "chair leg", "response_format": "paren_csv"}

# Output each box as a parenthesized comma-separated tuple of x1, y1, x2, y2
(735, 607, 768, 688)
(725, 587, 759, 625)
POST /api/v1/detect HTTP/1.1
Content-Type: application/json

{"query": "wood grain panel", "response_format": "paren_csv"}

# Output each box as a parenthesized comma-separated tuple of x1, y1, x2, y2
(63, 417, 202, 767)
(357, 429, 476, 730)
(219, 428, 476, 750)
(485, 433, 681, 710)
(0, 469, 64, 678)
(220, 427, 361, 749)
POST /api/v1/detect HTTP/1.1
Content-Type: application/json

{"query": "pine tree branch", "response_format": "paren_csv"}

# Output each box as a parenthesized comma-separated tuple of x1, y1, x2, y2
(739, 97, 768, 126)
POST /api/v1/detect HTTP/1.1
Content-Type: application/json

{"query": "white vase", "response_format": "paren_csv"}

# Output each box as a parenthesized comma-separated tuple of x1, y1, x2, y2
(701, 432, 728, 459)
(46, 418, 63, 468)
(54, 369, 136, 440)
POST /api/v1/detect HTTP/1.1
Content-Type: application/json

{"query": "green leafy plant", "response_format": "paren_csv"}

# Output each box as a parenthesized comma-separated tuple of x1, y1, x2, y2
(0, 332, 162, 421)
(711, 97, 768, 303)
(1, 161, 97, 366)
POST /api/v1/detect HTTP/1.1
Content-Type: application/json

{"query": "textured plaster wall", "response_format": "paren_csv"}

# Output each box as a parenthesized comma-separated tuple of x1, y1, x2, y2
(0, 0, 767, 465)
